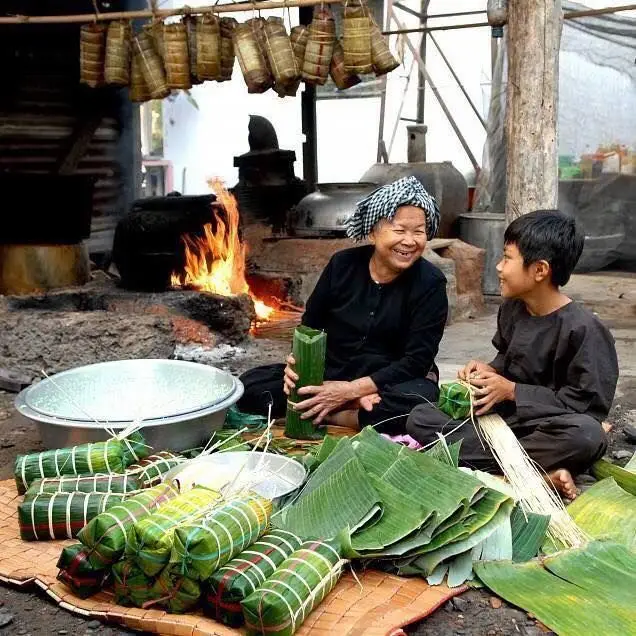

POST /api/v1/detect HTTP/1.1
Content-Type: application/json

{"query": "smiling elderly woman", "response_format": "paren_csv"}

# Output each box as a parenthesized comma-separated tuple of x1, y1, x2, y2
(237, 176, 449, 433)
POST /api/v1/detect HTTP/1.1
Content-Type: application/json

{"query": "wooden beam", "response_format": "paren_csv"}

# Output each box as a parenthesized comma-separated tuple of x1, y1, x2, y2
(505, 0, 563, 222)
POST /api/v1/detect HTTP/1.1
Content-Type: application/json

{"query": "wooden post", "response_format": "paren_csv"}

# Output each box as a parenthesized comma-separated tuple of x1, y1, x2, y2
(505, 0, 563, 222)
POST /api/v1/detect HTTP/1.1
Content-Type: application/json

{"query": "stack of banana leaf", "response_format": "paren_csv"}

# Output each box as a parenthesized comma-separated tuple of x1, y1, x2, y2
(272, 427, 529, 588)
(476, 461, 636, 636)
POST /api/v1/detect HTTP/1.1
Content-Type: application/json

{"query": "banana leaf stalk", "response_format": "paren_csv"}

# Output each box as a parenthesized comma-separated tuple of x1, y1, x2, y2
(591, 456, 636, 495)
(241, 537, 346, 636)
(285, 326, 327, 440)
(205, 528, 304, 627)
(170, 493, 272, 581)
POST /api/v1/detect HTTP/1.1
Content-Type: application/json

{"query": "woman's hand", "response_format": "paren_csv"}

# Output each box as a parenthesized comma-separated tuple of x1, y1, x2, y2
(283, 354, 298, 396)
(470, 372, 516, 416)
(294, 381, 356, 424)
(458, 360, 497, 382)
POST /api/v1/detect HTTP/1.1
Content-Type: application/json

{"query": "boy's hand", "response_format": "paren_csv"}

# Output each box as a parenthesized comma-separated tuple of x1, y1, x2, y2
(470, 372, 516, 416)
(458, 360, 496, 381)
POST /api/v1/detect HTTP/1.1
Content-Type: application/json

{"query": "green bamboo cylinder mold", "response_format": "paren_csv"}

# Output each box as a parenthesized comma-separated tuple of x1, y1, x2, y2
(285, 326, 327, 440)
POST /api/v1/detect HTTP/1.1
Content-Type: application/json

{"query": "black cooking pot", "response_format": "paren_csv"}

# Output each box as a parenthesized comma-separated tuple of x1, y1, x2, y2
(112, 193, 217, 291)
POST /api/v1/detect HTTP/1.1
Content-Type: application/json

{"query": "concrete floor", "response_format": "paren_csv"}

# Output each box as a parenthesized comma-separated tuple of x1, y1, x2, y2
(436, 272, 636, 397)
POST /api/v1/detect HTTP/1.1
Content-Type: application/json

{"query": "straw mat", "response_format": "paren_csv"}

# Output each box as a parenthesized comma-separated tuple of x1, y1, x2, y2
(0, 479, 465, 635)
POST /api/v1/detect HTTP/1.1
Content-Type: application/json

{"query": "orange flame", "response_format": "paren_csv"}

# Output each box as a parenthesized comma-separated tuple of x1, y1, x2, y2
(170, 179, 274, 321)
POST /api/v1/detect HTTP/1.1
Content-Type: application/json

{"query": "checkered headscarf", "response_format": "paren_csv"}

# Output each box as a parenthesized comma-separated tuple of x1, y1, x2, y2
(346, 176, 440, 242)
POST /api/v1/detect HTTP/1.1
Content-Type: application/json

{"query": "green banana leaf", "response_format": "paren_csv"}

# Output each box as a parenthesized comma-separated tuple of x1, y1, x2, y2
(510, 507, 550, 562)
(475, 542, 636, 636)
(350, 474, 433, 554)
(274, 437, 381, 540)
(543, 541, 636, 604)
(560, 477, 636, 551)
(446, 549, 474, 588)
(410, 499, 514, 576)
(352, 427, 485, 533)
(591, 458, 636, 495)
(419, 488, 512, 556)
(425, 438, 462, 468)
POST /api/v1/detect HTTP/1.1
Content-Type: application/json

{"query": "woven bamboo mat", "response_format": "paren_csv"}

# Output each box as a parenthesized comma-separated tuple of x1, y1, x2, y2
(0, 479, 465, 635)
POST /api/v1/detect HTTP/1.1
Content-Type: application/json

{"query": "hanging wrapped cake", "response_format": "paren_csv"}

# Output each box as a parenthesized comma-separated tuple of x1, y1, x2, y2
(80, 23, 107, 88)
(330, 39, 361, 90)
(233, 20, 272, 93)
(263, 17, 299, 97)
(164, 20, 192, 90)
(104, 19, 132, 85)
(134, 31, 169, 99)
(219, 17, 238, 81)
(196, 14, 222, 80)
(301, 5, 336, 86)
(343, 0, 373, 74)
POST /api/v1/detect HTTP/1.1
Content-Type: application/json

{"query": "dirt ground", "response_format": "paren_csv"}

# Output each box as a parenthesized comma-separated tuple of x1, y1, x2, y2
(0, 273, 634, 636)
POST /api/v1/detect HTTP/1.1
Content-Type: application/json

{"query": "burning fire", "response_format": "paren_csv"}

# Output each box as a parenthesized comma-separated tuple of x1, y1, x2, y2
(170, 179, 274, 321)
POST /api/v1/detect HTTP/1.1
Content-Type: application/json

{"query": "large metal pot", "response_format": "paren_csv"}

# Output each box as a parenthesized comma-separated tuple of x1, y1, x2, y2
(287, 182, 378, 237)
(361, 161, 468, 238)
(14, 359, 243, 452)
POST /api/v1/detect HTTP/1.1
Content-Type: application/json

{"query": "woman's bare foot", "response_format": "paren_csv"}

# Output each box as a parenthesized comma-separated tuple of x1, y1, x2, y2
(602, 421, 612, 433)
(547, 469, 577, 500)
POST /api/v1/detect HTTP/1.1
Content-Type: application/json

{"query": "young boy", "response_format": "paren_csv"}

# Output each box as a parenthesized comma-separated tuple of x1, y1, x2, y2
(406, 210, 619, 499)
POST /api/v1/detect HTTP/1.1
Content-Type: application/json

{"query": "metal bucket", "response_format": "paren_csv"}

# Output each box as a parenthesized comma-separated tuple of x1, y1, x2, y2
(14, 359, 244, 452)
(459, 212, 506, 295)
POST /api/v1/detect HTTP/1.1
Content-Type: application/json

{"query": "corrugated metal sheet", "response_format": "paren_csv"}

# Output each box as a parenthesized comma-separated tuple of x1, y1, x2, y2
(0, 21, 128, 254)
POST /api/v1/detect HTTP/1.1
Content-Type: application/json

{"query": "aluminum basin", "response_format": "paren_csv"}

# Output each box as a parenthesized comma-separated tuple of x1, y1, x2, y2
(15, 359, 244, 452)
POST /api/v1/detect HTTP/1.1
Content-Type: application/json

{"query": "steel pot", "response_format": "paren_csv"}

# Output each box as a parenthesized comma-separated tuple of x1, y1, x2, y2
(287, 182, 378, 237)
(14, 359, 244, 452)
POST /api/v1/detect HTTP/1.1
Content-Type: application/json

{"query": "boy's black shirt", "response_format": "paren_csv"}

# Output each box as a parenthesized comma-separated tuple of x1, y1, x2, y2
(490, 299, 618, 422)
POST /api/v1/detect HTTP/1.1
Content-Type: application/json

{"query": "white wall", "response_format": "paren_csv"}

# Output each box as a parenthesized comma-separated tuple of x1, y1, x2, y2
(158, 0, 635, 194)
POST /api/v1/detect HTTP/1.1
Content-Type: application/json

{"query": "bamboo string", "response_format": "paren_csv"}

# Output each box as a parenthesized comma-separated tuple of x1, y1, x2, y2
(0, 0, 344, 25)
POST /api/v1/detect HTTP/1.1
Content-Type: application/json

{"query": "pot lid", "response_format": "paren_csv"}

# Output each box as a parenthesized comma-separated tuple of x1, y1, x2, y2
(22, 359, 237, 423)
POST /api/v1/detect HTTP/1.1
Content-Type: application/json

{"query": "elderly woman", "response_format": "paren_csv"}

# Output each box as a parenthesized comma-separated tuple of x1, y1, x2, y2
(237, 176, 449, 432)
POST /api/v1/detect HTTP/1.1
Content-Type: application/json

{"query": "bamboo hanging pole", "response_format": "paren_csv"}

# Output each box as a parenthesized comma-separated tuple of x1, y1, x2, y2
(0, 0, 344, 25)
(1, 1, 633, 26)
